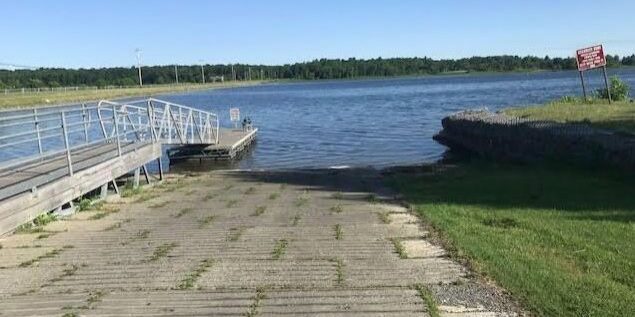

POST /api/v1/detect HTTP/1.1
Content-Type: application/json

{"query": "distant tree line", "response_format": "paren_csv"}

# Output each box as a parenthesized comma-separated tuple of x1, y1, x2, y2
(1, 54, 634, 89)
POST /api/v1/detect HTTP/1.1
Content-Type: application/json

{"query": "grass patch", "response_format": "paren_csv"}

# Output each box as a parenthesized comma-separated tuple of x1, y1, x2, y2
(120, 185, 142, 198)
(504, 99, 635, 134)
(252, 206, 267, 217)
(271, 239, 289, 260)
(174, 208, 193, 218)
(178, 258, 214, 290)
(268, 193, 280, 200)
(331, 191, 343, 199)
(367, 193, 379, 203)
(15, 213, 57, 234)
(330, 204, 343, 213)
(389, 160, 635, 316)
(334, 224, 343, 240)
(77, 198, 94, 211)
(145, 242, 177, 262)
(223, 184, 234, 191)
(415, 284, 440, 317)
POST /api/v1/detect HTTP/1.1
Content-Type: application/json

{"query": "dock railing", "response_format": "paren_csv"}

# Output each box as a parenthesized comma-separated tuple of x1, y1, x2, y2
(0, 98, 219, 178)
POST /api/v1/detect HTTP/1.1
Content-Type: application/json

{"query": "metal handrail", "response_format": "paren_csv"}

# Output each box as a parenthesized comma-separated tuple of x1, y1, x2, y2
(0, 98, 220, 178)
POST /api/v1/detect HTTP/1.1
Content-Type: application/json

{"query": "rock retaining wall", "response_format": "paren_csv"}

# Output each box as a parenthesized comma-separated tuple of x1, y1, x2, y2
(434, 110, 635, 170)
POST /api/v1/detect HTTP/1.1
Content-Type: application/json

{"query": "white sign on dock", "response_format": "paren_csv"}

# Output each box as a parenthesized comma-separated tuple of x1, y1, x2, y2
(230, 107, 240, 122)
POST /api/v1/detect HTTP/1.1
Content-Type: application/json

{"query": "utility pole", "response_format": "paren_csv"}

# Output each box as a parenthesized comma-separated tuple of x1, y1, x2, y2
(231, 64, 235, 81)
(174, 65, 179, 84)
(199, 60, 206, 84)
(135, 49, 143, 87)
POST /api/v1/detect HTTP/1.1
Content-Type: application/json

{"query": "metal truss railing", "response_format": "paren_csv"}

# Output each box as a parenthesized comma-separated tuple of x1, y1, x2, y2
(0, 98, 219, 177)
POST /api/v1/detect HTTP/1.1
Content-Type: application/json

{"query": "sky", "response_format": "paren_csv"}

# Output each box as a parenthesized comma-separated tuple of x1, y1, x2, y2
(2, 0, 635, 69)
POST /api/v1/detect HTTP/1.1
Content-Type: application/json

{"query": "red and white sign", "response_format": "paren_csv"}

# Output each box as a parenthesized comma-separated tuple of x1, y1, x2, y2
(576, 45, 606, 71)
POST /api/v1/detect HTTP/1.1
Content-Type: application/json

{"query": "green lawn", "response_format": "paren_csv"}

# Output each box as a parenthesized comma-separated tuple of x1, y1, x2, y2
(388, 161, 635, 316)
(505, 100, 635, 134)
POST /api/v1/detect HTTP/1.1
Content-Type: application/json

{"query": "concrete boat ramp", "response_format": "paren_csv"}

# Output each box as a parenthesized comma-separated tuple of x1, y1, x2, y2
(0, 168, 518, 316)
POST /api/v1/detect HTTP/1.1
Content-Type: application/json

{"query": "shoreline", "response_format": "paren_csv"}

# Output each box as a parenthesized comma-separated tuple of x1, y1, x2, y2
(0, 80, 268, 110)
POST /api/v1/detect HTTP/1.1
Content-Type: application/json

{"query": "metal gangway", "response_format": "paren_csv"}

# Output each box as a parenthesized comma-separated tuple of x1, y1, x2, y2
(0, 98, 221, 234)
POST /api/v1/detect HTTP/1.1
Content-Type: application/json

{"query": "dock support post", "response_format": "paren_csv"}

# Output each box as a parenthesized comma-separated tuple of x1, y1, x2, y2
(112, 180, 120, 195)
(100, 183, 108, 199)
(157, 157, 164, 181)
(141, 165, 151, 184)
(133, 168, 140, 188)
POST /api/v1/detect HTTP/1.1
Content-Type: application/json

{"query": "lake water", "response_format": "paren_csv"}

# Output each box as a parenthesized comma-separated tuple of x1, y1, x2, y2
(161, 67, 635, 170)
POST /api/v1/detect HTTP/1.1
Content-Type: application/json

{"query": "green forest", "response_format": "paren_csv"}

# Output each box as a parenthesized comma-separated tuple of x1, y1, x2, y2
(2, 54, 634, 89)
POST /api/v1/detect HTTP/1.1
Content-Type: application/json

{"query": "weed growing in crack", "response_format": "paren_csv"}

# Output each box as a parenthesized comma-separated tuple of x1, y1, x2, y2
(416, 284, 440, 317)
(226, 199, 238, 208)
(244, 187, 256, 195)
(331, 192, 343, 200)
(329, 258, 345, 285)
(377, 212, 391, 224)
(198, 215, 216, 228)
(272, 239, 289, 260)
(245, 287, 267, 317)
(178, 258, 214, 290)
(174, 208, 193, 218)
(268, 193, 280, 200)
(330, 204, 343, 213)
(252, 206, 266, 217)
(145, 242, 177, 262)
(294, 191, 310, 207)
(334, 224, 343, 240)
(19, 247, 68, 267)
(226, 227, 246, 242)
(390, 238, 408, 259)
(148, 201, 169, 208)
(203, 193, 217, 202)
(367, 193, 379, 203)
(291, 214, 301, 226)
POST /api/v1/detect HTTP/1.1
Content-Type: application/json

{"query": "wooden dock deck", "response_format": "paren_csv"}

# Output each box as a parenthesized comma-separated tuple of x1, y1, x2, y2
(0, 142, 162, 234)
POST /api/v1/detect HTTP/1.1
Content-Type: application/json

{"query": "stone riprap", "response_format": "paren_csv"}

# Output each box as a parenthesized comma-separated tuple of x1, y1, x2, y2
(434, 110, 635, 169)
(0, 169, 518, 316)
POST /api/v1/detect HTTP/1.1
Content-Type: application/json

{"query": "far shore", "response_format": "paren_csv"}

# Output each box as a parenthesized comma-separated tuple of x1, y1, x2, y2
(0, 81, 268, 110)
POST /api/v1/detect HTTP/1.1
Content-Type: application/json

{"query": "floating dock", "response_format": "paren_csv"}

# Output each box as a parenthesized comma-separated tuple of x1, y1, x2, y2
(167, 128, 258, 161)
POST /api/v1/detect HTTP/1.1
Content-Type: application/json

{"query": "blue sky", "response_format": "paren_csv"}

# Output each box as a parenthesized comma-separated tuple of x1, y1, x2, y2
(2, 0, 634, 68)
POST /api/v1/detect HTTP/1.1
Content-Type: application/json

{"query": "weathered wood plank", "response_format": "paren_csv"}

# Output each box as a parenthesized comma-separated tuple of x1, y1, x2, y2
(0, 143, 161, 235)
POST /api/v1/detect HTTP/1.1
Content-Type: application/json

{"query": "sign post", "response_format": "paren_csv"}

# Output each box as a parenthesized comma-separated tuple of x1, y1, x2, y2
(576, 45, 611, 103)
(230, 107, 240, 129)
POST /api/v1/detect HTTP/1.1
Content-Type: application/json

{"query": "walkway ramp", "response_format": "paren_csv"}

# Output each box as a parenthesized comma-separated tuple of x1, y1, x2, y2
(0, 98, 254, 235)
